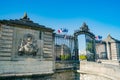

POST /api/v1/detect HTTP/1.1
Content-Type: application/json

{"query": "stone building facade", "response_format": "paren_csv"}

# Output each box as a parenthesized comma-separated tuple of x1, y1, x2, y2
(0, 13, 77, 80)
(55, 44, 71, 60)
(0, 13, 54, 61)
(96, 34, 120, 60)
(0, 13, 55, 78)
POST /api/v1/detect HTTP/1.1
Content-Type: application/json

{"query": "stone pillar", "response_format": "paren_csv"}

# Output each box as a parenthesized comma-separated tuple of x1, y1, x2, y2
(93, 39, 96, 61)
(106, 42, 111, 60)
(61, 45, 64, 55)
(74, 36, 79, 60)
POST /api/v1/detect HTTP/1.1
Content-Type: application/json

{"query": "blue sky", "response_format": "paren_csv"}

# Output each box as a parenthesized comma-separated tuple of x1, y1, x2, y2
(0, 0, 120, 51)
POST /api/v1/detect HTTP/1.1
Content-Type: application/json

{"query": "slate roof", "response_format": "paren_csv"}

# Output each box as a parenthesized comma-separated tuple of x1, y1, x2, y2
(0, 13, 54, 32)
(104, 34, 120, 43)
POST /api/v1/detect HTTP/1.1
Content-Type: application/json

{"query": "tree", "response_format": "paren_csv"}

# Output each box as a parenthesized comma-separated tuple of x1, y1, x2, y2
(60, 54, 71, 60)
(86, 41, 94, 53)
(86, 40, 95, 61)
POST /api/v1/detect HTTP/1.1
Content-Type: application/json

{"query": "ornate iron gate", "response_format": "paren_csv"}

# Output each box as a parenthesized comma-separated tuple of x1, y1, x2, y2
(55, 34, 74, 60)
(74, 22, 96, 61)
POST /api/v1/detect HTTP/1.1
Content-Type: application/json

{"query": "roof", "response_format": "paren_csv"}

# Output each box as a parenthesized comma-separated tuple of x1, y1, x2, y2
(104, 34, 120, 43)
(0, 13, 54, 32)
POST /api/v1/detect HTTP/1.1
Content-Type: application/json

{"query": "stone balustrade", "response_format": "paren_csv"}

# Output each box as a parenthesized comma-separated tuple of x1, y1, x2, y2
(78, 61, 120, 80)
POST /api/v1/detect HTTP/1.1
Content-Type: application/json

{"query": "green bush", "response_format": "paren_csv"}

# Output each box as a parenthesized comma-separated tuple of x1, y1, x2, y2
(79, 55, 87, 60)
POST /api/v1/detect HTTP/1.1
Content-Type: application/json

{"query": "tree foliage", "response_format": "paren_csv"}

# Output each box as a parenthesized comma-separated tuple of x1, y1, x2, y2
(60, 54, 71, 60)
(86, 41, 93, 53)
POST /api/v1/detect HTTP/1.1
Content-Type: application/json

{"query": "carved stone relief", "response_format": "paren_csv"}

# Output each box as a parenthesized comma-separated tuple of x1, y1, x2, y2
(18, 33, 38, 56)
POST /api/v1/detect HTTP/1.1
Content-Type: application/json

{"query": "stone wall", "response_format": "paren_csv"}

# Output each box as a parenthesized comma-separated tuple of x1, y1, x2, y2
(116, 43, 120, 59)
(111, 43, 118, 60)
(0, 24, 76, 80)
(0, 61, 77, 80)
(55, 61, 79, 80)
(80, 73, 112, 80)
(0, 60, 54, 77)
(0, 70, 75, 80)
(79, 61, 120, 80)
(0, 25, 13, 60)
(0, 24, 54, 61)
(52, 71, 75, 80)
(96, 43, 107, 59)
